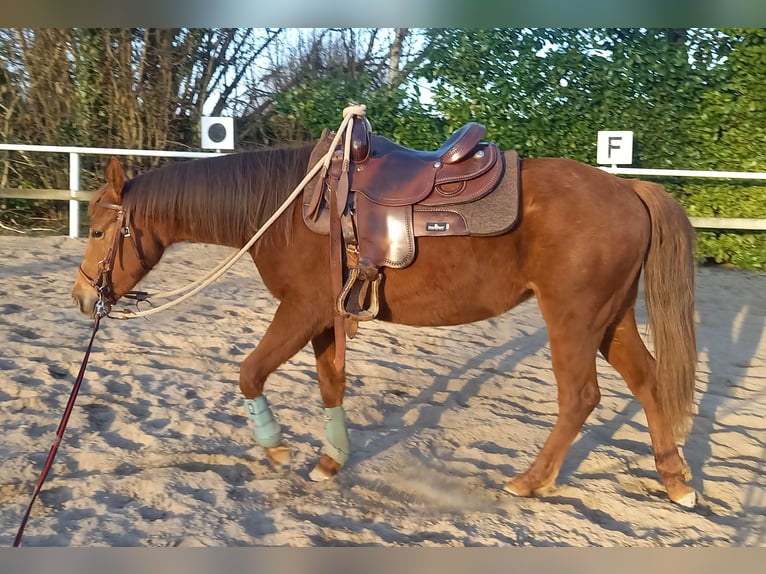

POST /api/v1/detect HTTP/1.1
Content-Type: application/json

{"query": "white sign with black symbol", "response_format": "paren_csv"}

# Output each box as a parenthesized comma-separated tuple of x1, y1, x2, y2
(201, 116, 235, 150)
(597, 130, 633, 165)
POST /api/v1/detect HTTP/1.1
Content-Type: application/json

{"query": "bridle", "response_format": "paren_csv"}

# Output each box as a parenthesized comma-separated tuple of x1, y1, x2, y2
(77, 201, 150, 317)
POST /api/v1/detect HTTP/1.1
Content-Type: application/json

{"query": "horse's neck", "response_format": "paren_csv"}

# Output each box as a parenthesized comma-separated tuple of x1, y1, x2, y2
(131, 153, 306, 260)
(152, 203, 256, 250)
(170, 226, 248, 250)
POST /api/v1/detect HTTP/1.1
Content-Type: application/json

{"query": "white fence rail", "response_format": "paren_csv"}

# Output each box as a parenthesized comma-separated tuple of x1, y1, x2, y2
(2, 143, 765, 237)
(600, 165, 766, 232)
(0, 143, 224, 238)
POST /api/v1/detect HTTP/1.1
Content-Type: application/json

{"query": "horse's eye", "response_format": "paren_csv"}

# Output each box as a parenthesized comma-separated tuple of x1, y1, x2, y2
(91, 230, 104, 239)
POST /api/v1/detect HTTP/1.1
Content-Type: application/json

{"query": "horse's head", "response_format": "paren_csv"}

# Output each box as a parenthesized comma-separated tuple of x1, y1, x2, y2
(72, 157, 162, 317)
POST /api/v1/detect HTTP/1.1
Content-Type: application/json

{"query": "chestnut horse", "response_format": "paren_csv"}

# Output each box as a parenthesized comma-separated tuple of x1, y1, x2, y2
(72, 143, 698, 507)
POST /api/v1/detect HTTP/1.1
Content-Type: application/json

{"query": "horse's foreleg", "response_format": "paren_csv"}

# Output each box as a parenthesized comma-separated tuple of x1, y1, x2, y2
(600, 308, 697, 507)
(239, 301, 321, 469)
(308, 327, 349, 481)
(505, 323, 602, 497)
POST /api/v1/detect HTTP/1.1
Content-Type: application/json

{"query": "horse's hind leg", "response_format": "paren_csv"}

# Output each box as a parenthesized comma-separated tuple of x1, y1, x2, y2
(308, 327, 349, 481)
(505, 321, 603, 497)
(599, 307, 697, 507)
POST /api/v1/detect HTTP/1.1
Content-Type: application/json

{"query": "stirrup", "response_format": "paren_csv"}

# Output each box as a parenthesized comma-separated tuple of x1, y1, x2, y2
(335, 267, 381, 321)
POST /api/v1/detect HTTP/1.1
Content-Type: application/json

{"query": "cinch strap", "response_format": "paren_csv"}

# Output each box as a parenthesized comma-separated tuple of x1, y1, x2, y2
(324, 406, 350, 465)
(244, 396, 282, 448)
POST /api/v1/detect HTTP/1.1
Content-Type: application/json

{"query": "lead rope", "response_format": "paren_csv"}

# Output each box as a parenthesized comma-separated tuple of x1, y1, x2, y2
(108, 103, 365, 320)
(13, 315, 102, 547)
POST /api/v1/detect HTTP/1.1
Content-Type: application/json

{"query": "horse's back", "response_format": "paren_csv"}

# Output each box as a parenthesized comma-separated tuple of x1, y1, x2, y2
(519, 157, 648, 226)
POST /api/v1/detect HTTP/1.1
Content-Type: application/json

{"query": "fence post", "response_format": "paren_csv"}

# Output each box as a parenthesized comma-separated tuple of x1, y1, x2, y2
(69, 152, 80, 238)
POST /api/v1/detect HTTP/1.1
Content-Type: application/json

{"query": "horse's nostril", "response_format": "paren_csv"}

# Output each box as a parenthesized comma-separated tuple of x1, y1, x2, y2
(71, 291, 95, 317)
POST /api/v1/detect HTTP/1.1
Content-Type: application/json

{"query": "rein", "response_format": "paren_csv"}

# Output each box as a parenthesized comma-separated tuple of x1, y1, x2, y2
(13, 315, 101, 547)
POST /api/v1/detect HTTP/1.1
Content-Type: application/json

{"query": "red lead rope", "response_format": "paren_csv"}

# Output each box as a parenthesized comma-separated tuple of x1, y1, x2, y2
(13, 315, 101, 547)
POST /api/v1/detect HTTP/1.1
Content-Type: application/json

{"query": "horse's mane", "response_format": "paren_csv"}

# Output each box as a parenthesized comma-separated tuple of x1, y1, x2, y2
(120, 145, 314, 250)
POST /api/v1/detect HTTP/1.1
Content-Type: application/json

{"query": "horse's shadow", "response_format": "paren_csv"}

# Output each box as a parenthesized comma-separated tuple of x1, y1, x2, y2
(683, 267, 765, 541)
(342, 307, 551, 483)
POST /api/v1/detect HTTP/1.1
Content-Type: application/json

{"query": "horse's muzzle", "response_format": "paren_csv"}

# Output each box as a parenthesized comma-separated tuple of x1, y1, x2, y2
(71, 281, 99, 317)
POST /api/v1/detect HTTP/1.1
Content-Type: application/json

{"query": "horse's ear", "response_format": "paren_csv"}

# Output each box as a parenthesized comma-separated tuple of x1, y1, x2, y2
(105, 156, 126, 199)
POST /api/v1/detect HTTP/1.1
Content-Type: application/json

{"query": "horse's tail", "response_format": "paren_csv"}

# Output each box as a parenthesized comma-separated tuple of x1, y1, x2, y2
(631, 180, 697, 440)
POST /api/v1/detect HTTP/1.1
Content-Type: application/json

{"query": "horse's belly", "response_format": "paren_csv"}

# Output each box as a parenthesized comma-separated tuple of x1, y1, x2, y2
(375, 235, 531, 327)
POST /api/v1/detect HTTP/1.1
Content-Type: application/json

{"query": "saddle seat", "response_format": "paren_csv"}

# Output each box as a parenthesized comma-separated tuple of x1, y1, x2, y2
(356, 121, 488, 205)
(380, 121, 486, 165)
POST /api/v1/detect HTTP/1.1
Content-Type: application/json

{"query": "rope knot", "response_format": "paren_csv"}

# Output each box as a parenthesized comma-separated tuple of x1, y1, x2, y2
(343, 103, 366, 118)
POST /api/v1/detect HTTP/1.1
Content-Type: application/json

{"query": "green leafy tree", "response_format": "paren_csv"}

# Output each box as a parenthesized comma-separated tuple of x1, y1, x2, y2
(678, 29, 766, 268)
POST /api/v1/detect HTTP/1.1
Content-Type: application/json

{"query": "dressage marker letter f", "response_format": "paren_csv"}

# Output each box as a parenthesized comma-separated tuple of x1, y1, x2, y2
(596, 130, 634, 165)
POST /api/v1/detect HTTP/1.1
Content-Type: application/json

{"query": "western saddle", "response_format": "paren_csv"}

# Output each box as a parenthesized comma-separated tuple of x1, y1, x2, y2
(302, 106, 520, 366)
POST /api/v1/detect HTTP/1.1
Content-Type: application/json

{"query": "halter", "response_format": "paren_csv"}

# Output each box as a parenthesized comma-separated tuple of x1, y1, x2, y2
(77, 201, 150, 317)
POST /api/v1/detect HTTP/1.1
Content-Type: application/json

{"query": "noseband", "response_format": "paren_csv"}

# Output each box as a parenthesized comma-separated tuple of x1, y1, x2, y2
(77, 201, 149, 317)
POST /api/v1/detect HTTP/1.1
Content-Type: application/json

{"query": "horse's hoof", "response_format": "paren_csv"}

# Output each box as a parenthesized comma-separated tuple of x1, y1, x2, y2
(503, 481, 527, 497)
(308, 454, 342, 482)
(504, 476, 554, 497)
(264, 445, 291, 470)
(503, 477, 535, 497)
(671, 488, 698, 509)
